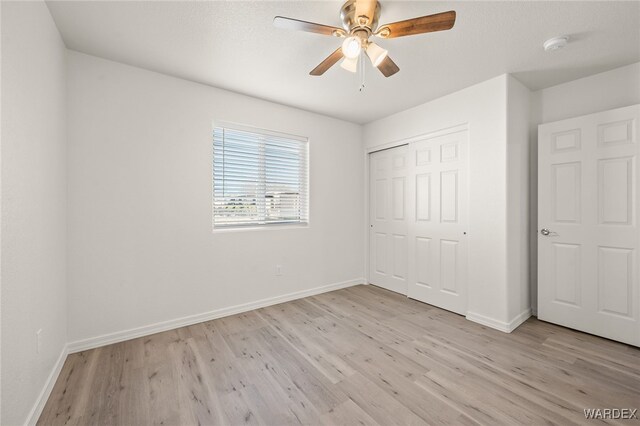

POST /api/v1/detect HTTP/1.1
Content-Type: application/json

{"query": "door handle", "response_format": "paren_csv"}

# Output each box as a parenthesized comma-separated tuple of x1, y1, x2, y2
(540, 228, 557, 236)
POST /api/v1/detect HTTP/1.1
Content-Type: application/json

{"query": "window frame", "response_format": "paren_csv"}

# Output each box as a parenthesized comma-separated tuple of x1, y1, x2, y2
(211, 121, 310, 232)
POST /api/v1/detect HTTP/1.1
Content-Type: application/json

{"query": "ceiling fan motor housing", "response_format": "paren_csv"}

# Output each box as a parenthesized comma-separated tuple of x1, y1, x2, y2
(340, 0, 381, 34)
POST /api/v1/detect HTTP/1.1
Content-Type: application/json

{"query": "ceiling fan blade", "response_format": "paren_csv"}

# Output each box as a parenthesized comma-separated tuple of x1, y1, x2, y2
(310, 48, 344, 76)
(376, 55, 400, 77)
(274, 16, 345, 37)
(375, 10, 456, 39)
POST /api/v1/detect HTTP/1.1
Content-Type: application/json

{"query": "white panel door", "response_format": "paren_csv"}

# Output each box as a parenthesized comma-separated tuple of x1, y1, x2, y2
(538, 104, 640, 346)
(369, 146, 409, 294)
(407, 130, 468, 314)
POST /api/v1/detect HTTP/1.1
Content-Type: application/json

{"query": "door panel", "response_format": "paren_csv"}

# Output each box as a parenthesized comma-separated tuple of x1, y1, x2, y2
(551, 162, 581, 223)
(369, 146, 409, 294)
(407, 130, 468, 314)
(415, 237, 432, 287)
(392, 177, 405, 220)
(552, 242, 581, 306)
(597, 246, 633, 317)
(538, 104, 640, 346)
(598, 157, 633, 225)
(375, 179, 387, 219)
(416, 173, 431, 221)
(393, 234, 407, 279)
(440, 170, 458, 222)
(374, 233, 387, 274)
(440, 239, 459, 294)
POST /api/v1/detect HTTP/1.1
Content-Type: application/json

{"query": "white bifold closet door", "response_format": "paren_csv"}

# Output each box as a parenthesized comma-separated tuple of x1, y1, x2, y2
(538, 104, 639, 346)
(369, 146, 409, 295)
(369, 130, 468, 314)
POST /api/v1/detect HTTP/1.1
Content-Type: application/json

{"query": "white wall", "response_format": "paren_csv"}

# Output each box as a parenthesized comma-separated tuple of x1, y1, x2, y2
(1, 2, 68, 425)
(66, 51, 364, 345)
(364, 75, 529, 328)
(529, 62, 640, 314)
(506, 76, 531, 320)
(530, 62, 640, 125)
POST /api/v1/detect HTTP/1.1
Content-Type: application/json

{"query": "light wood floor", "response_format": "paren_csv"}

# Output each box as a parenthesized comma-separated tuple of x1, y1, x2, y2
(39, 285, 640, 425)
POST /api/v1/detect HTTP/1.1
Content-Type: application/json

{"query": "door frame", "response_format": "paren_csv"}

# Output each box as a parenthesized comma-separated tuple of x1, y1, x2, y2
(364, 123, 470, 294)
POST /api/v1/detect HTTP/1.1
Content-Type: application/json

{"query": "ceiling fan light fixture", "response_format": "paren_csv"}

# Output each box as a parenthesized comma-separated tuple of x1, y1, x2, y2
(340, 56, 359, 73)
(274, 2, 456, 78)
(341, 36, 362, 59)
(366, 42, 388, 67)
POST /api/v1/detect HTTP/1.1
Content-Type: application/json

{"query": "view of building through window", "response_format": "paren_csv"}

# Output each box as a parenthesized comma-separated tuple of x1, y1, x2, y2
(213, 126, 308, 228)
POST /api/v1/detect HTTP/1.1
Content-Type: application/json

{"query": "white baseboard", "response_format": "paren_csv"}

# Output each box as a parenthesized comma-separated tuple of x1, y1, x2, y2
(508, 308, 533, 331)
(24, 344, 69, 426)
(466, 308, 532, 333)
(68, 278, 364, 354)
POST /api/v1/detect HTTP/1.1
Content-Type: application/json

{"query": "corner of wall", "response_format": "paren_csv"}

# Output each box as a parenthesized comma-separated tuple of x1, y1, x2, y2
(1, 2, 70, 424)
(505, 75, 532, 322)
(23, 344, 69, 426)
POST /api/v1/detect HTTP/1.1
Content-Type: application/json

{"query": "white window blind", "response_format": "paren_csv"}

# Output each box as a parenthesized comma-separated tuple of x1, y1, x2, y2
(213, 126, 309, 228)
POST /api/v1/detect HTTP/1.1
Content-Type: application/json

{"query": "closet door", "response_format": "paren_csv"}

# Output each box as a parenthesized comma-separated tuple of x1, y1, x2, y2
(407, 130, 468, 314)
(369, 146, 409, 294)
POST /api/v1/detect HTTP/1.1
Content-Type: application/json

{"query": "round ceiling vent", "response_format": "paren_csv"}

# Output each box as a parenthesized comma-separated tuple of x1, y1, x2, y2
(543, 36, 569, 51)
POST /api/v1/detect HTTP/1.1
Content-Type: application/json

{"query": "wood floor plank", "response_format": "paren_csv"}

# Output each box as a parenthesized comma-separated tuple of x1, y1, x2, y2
(319, 399, 381, 426)
(253, 326, 348, 413)
(38, 285, 640, 426)
(415, 326, 639, 410)
(338, 373, 433, 426)
(38, 350, 100, 426)
(409, 335, 614, 425)
(170, 338, 225, 425)
(254, 308, 356, 384)
(342, 348, 476, 425)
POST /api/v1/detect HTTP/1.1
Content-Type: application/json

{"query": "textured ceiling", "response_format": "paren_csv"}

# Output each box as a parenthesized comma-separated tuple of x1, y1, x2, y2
(46, 1, 640, 124)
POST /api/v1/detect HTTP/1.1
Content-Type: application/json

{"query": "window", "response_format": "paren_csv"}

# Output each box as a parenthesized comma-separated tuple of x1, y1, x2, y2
(213, 125, 309, 229)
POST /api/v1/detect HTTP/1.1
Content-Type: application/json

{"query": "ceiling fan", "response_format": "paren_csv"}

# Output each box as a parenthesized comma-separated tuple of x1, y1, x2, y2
(273, 0, 456, 78)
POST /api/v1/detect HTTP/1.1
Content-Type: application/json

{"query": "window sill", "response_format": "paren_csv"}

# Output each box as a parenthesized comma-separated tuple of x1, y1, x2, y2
(211, 223, 309, 234)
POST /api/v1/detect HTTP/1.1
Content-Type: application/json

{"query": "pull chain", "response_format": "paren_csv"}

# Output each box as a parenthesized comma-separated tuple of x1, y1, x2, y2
(358, 53, 366, 92)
